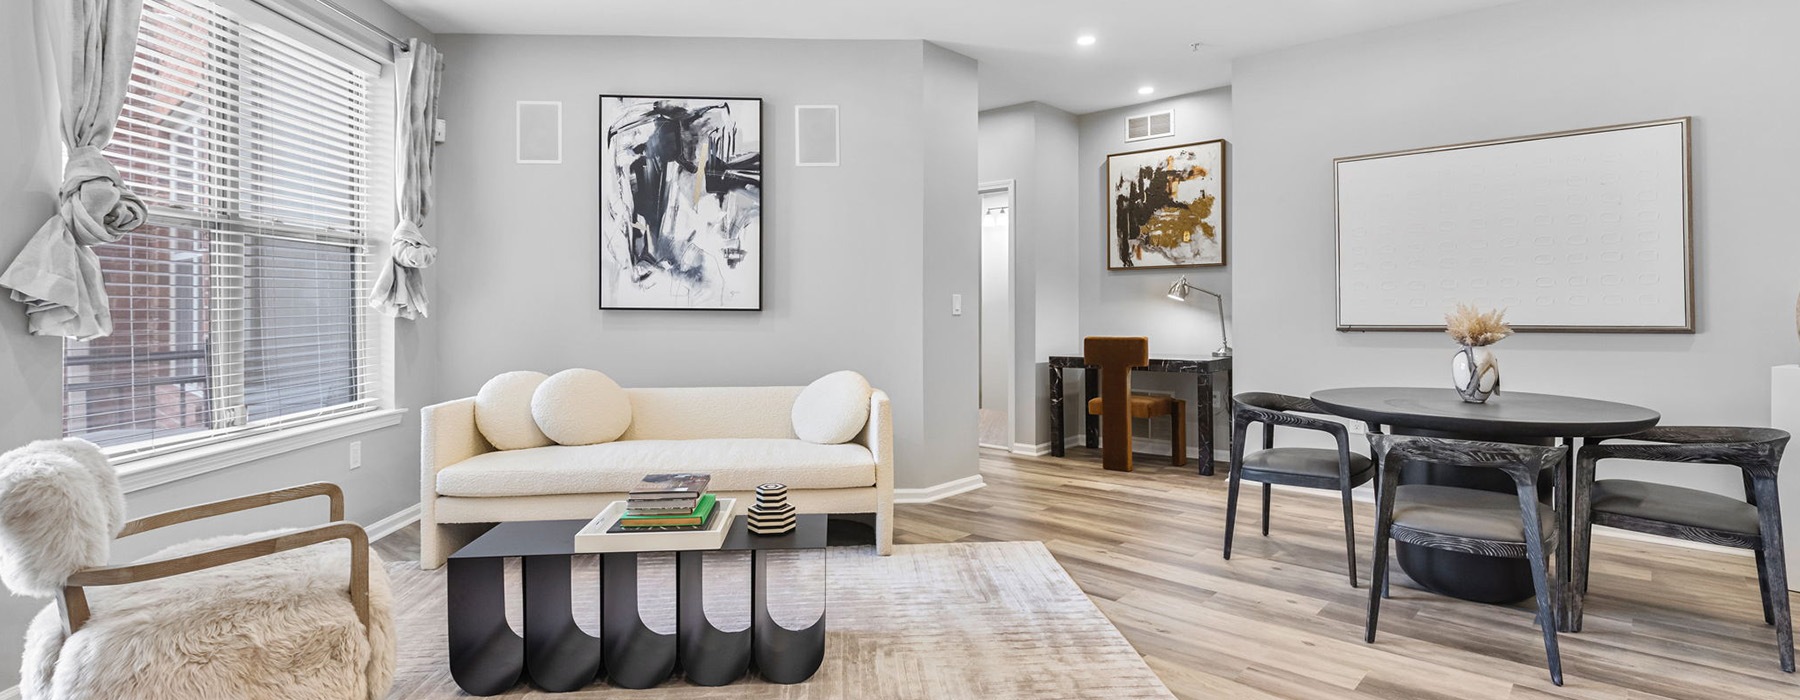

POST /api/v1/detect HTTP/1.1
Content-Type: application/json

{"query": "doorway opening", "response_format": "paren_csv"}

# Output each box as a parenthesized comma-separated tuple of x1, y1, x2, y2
(978, 181, 1015, 451)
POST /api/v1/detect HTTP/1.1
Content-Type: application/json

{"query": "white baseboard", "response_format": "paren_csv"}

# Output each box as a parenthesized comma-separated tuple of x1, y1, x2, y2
(895, 475, 987, 504)
(978, 441, 1010, 451)
(1011, 441, 1051, 456)
(364, 502, 421, 542)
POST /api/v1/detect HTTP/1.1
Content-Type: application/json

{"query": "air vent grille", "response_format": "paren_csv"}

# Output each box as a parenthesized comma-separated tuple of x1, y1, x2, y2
(1126, 110, 1175, 142)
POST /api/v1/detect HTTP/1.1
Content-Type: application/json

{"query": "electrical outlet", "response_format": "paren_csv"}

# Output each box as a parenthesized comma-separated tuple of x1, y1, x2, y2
(349, 441, 362, 470)
(952, 294, 963, 316)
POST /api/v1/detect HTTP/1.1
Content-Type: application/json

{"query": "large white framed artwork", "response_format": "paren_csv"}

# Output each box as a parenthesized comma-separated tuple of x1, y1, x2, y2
(1334, 117, 1692, 332)
(600, 95, 763, 310)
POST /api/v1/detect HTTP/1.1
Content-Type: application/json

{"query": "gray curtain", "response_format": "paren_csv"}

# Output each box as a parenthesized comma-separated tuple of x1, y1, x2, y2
(370, 38, 442, 320)
(0, 0, 147, 340)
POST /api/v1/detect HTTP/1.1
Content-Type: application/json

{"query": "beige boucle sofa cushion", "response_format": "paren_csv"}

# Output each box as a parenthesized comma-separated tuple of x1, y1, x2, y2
(475, 371, 554, 450)
(792, 371, 873, 444)
(532, 369, 631, 445)
(620, 386, 803, 441)
(436, 439, 877, 497)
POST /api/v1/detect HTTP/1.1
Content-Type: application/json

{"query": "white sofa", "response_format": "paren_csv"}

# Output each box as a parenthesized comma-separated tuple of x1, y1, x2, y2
(419, 385, 892, 568)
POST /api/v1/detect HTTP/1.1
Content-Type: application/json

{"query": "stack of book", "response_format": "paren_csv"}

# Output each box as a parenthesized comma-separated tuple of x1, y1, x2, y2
(615, 473, 716, 531)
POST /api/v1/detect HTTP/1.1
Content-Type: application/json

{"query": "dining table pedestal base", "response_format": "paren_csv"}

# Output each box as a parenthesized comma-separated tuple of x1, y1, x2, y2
(1396, 544, 1536, 604)
(1392, 430, 1551, 605)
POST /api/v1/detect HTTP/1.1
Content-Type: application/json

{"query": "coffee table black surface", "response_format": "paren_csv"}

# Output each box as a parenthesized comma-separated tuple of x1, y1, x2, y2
(447, 514, 828, 695)
(1310, 388, 1660, 611)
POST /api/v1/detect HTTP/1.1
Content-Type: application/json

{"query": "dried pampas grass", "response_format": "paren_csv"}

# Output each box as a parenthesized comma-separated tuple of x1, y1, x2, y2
(1445, 304, 1513, 347)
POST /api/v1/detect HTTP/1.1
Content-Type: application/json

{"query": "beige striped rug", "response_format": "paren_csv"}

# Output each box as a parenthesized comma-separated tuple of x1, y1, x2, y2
(385, 541, 1173, 698)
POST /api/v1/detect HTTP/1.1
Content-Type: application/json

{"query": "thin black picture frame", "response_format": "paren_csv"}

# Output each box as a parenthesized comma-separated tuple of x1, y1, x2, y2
(598, 93, 765, 311)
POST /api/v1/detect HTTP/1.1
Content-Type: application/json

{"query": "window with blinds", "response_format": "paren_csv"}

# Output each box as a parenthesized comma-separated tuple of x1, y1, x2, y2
(62, 0, 380, 457)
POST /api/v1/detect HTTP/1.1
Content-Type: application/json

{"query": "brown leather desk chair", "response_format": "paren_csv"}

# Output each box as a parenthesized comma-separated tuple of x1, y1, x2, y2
(1084, 336, 1188, 472)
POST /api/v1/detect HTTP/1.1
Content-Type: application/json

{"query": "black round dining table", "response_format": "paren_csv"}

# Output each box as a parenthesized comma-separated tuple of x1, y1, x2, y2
(1310, 387, 1661, 606)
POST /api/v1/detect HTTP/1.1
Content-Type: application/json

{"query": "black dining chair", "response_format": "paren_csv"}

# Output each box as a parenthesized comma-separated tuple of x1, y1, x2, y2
(1225, 392, 1376, 587)
(1364, 433, 1568, 686)
(1570, 426, 1793, 673)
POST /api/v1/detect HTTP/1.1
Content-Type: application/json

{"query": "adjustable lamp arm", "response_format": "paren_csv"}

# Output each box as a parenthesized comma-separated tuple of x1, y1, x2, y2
(1166, 276, 1232, 358)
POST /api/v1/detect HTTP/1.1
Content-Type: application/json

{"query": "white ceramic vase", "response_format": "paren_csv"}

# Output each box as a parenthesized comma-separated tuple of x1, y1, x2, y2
(1451, 345, 1500, 403)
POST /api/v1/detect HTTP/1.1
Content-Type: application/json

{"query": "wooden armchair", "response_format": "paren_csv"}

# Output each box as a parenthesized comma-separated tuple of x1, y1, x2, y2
(59, 482, 371, 635)
(0, 439, 393, 700)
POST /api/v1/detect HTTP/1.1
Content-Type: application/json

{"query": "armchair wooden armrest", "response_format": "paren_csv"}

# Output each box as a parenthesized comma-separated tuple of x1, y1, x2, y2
(117, 482, 345, 538)
(58, 483, 370, 637)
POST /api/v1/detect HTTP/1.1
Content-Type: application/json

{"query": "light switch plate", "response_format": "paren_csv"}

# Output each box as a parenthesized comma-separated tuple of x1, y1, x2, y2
(952, 294, 963, 316)
(349, 441, 362, 470)
(433, 118, 447, 144)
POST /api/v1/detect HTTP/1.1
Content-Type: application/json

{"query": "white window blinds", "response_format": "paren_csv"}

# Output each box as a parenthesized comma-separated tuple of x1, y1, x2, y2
(63, 0, 380, 457)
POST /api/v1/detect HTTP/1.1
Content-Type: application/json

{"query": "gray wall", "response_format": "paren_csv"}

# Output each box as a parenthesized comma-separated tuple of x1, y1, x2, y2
(1231, 0, 1800, 495)
(429, 34, 981, 490)
(917, 42, 983, 485)
(0, 0, 436, 690)
(1075, 88, 1235, 454)
(977, 102, 1081, 450)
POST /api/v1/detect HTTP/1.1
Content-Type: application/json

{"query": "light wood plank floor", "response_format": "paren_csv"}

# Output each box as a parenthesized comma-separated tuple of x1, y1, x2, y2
(894, 449, 1799, 699)
(377, 448, 1800, 699)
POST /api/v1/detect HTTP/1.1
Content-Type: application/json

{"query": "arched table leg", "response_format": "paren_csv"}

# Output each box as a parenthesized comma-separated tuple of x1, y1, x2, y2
(523, 555, 602, 691)
(752, 550, 826, 684)
(448, 556, 524, 696)
(601, 552, 678, 689)
(678, 550, 752, 686)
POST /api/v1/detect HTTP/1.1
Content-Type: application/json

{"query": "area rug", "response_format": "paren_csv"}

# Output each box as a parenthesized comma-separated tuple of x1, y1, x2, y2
(385, 541, 1173, 698)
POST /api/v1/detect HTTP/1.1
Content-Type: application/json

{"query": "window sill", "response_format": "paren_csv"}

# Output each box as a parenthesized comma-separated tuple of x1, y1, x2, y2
(115, 408, 408, 493)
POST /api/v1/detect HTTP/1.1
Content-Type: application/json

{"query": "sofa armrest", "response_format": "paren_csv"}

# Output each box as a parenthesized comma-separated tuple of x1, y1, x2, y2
(422, 397, 491, 481)
(419, 397, 494, 569)
(860, 389, 894, 554)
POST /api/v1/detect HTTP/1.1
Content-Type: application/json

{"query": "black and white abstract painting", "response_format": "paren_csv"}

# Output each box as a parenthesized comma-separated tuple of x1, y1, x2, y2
(600, 95, 762, 310)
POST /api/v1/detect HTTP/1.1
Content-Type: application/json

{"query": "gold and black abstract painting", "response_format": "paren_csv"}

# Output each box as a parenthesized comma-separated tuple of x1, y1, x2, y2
(1105, 139, 1226, 269)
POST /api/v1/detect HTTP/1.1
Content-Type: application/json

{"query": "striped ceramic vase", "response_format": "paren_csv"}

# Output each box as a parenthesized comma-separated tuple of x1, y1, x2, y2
(748, 483, 798, 535)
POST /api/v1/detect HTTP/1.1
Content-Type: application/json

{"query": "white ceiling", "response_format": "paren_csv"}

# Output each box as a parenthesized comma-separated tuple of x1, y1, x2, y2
(386, 0, 1520, 114)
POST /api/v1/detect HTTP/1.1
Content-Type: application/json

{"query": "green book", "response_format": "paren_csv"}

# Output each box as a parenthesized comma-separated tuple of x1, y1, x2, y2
(620, 493, 716, 528)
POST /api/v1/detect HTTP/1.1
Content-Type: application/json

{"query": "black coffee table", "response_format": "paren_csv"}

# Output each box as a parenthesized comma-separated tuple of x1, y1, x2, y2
(447, 514, 828, 695)
(1310, 387, 1659, 617)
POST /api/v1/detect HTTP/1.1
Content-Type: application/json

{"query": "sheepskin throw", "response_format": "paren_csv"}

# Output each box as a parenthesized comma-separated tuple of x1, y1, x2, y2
(22, 531, 395, 700)
(0, 439, 124, 597)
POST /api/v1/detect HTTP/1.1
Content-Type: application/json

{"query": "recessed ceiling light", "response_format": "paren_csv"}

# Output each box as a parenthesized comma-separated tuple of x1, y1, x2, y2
(1076, 35, 1096, 46)
(1137, 86, 1155, 95)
